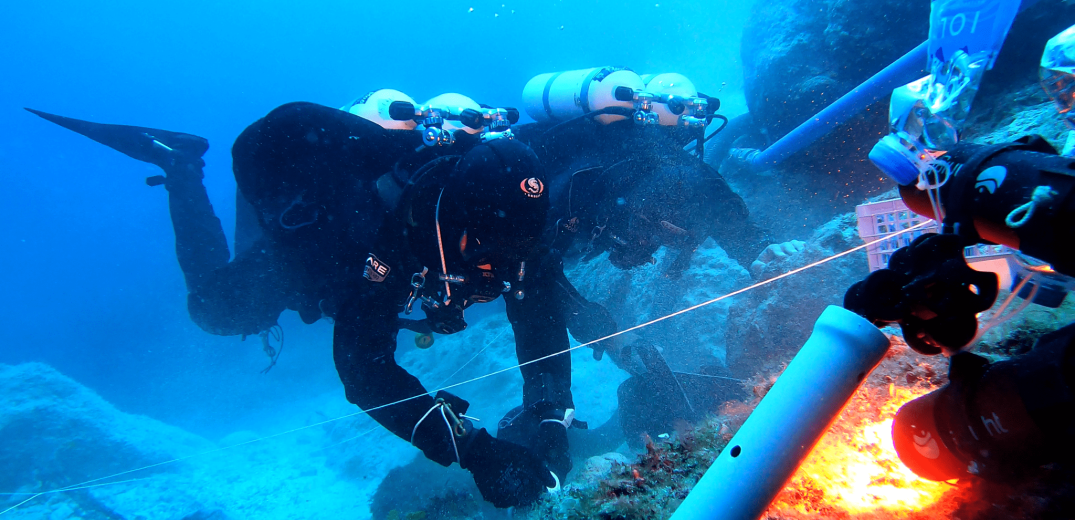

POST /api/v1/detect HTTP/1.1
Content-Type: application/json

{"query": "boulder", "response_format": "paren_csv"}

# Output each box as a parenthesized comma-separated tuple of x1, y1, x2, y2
(368, 455, 507, 520)
(565, 241, 751, 373)
(719, 0, 929, 228)
(723, 212, 869, 378)
(728, 0, 1075, 230)
(741, 0, 929, 143)
(0, 362, 214, 493)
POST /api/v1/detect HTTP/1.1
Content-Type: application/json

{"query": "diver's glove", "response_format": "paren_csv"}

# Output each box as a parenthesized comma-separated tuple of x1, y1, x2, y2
(497, 405, 575, 481)
(421, 299, 468, 335)
(461, 428, 558, 508)
(410, 392, 474, 467)
(749, 239, 806, 278)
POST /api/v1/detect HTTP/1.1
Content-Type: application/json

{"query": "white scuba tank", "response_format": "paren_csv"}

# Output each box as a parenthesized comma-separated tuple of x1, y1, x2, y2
(521, 67, 644, 124)
(642, 73, 699, 126)
(345, 89, 417, 131)
(425, 93, 483, 134)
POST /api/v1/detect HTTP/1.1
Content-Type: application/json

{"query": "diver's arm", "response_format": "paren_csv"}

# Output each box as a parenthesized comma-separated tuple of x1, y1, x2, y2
(332, 283, 467, 465)
(185, 237, 294, 337)
(546, 256, 619, 360)
(504, 261, 574, 412)
(714, 219, 773, 270)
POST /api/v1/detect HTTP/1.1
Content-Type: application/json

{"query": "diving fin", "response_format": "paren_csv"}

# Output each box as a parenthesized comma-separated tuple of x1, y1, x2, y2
(25, 108, 209, 171)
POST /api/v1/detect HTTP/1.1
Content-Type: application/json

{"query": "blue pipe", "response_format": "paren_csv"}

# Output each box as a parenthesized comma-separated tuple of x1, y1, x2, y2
(748, 41, 928, 169)
(669, 306, 891, 520)
(747, 0, 1039, 170)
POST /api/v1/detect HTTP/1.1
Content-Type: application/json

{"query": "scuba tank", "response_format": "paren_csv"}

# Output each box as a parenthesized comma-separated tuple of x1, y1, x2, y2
(614, 72, 717, 134)
(425, 93, 483, 135)
(345, 88, 519, 149)
(640, 73, 702, 127)
(521, 67, 644, 124)
(343, 89, 419, 131)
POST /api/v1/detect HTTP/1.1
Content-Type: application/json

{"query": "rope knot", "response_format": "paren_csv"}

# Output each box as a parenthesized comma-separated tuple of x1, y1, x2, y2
(1006, 185, 1057, 228)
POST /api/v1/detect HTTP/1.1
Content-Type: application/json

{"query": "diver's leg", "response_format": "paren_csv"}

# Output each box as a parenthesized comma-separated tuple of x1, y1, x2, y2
(23, 108, 230, 288)
(164, 158, 231, 287)
(566, 411, 624, 458)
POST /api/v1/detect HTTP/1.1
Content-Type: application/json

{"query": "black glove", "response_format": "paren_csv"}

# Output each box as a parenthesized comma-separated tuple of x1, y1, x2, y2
(421, 299, 467, 334)
(461, 428, 557, 508)
(497, 405, 575, 481)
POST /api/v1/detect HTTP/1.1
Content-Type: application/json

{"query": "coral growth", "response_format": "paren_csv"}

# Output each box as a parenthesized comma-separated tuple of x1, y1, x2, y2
(529, 331, 1075, 520)
(529, 418, 729, 520)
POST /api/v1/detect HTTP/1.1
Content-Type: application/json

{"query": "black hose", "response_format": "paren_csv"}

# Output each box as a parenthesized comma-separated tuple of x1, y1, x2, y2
(536, 106, 637, 142)
(682, 114, 730, 154)
(705, 114, 729, 143)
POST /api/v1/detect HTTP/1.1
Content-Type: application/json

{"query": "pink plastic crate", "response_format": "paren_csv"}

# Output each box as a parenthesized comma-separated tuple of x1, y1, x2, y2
(856, 199, 938, 272)
(856, 199, 1012, 272)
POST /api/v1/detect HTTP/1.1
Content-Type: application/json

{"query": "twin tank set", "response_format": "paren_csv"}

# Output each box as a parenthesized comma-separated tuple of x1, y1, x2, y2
(343, 66, 713, 150)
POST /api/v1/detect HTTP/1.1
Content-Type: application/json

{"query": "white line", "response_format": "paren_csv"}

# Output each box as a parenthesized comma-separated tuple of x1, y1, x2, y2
(0, 221, 930, 514)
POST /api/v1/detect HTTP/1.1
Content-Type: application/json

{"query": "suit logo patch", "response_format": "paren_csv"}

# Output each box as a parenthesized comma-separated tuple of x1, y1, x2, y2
(520, 177, 545, 198)
(364, 254, 390, 282)
(975, 166, 1007, 194)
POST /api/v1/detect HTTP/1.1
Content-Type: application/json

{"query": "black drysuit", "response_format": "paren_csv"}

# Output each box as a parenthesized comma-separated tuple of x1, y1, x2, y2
(167, 102, 591, 466)
(515, 119, 771, 276)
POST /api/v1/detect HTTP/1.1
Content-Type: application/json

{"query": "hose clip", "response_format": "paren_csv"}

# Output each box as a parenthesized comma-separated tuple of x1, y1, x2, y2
(405, 267, 428, 315)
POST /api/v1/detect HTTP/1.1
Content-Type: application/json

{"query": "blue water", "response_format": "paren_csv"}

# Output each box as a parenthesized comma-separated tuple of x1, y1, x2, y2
(0, 1, 755, 517)
(0, 0, 754, 431)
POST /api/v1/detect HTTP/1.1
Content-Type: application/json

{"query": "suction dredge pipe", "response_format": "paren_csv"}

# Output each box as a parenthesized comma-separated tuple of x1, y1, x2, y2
(744, 0, 1040, 171)
(669, 306, 891, 520)
(748, 42, 928, 169)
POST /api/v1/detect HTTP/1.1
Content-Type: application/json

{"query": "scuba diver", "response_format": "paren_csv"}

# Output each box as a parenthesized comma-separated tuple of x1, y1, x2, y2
(847, 133, 1075, 484)
(517, 119, 771, 277)
(513, 68, 799, 279)
(26, 94, 608, 508)
(844, 22, 1075, 486)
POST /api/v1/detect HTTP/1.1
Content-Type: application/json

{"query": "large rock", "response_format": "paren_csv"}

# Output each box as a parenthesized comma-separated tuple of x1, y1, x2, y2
(721, 0, 929, 228)
(728, 0, 1075, 232)
(741, 0, 929, 143)
(369, 455, 507, 520)
(723, 212, 869, 377)
(0, 363, 390, 520)
(565, 241, 752, 373)
(964, 83, 1071, 149)
(978, 0, 1075, 102)
(0, 362, 214, 493)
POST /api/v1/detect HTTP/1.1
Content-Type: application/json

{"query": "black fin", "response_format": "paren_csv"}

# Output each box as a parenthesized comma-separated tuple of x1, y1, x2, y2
(25, 108, 208, 168)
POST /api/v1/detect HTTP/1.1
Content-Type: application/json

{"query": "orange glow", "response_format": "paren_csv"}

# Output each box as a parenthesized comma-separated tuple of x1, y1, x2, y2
(769, 385, 954, 517)
(1028, 264, 1056, 274)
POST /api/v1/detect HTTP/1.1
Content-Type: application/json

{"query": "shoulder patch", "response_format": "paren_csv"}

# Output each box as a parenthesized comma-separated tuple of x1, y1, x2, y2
(520, 177, 545, 198)
(364, 254, 390, 283)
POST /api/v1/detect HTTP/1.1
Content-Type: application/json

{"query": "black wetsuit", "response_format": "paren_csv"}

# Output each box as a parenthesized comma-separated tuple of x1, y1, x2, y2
(515, 118, 770, 276)
(167, 102, 588, 466)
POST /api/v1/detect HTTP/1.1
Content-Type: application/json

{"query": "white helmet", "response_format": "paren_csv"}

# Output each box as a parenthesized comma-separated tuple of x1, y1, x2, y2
(347, 89, 417, 130)
(425, 93, 482, 134)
